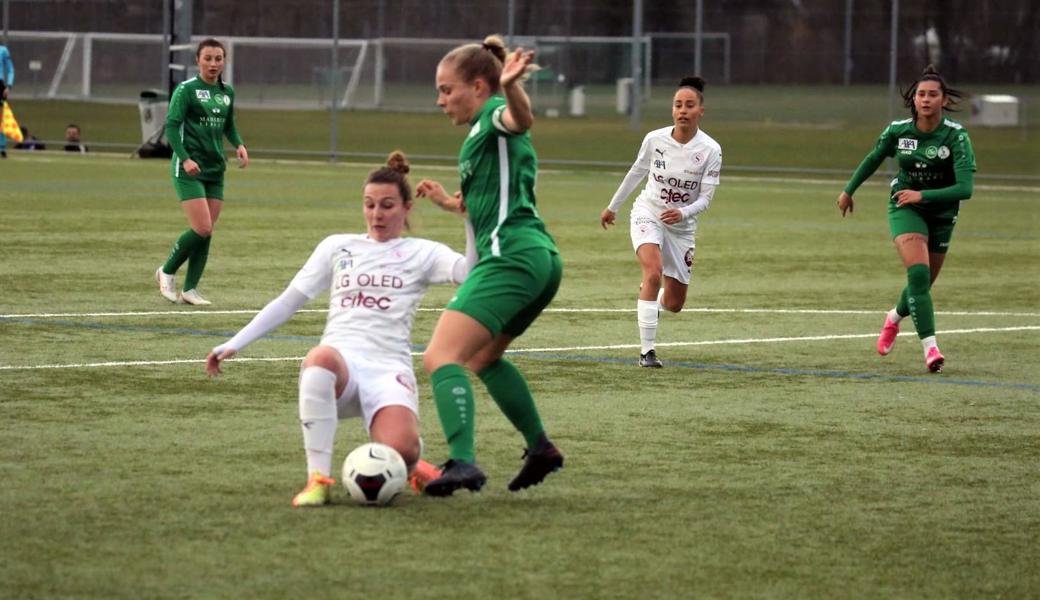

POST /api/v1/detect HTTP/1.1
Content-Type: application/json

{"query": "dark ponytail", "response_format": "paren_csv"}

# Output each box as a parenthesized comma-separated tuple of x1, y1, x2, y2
(365, 150, 413, 207)
(196, 38, 227, 90)
(678, 76, 706, 102)
(901, 64, 964, 120)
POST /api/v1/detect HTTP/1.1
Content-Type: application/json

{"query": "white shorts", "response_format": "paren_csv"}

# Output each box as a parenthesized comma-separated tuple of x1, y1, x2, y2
(328, 348, 419, 432)
(629, 204, 696, 285)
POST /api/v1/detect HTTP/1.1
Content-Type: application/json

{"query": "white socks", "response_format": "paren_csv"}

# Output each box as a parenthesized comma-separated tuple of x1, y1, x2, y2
(920, 335, 938, 355)
(637, 299, 659, 354)
(299, 366, 339, 477)
(887, 308, 904, 324)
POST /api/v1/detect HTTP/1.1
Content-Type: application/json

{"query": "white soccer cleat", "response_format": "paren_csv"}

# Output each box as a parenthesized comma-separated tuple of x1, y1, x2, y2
(179, 288, 212, 306)
(155, 267, 179, 303)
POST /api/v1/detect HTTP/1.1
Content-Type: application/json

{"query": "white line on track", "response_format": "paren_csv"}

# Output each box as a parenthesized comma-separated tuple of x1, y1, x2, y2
(2, 325, 1037, 371)
(4, 308, 1040, 319)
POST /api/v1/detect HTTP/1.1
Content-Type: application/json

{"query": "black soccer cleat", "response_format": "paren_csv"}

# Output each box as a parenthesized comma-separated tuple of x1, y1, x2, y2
(639, 349, 663, 368)
(423, 459, 487, 497)
(508, 442, 564, 491)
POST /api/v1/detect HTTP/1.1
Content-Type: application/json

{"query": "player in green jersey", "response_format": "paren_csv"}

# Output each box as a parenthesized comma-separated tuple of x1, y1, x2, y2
(414, 34, 564, 496)
(838, 65, 975, 372)
(155, 38, 249, 306)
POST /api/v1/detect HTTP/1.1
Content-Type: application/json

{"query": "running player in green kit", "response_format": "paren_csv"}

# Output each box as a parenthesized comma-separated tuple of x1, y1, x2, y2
(155, 38, 249, 306)
(415, 34, 564, 496)
(838, 65, 975, 372)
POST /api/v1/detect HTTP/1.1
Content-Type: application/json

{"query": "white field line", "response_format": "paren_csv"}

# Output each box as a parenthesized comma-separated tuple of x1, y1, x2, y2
(4, 308, 1040, 319)
(13, 153, 1039, 192)
(2, 325, 1037, 372)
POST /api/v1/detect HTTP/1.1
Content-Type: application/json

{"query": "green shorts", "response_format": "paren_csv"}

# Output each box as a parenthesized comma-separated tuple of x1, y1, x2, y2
(173, 175, 224, 201)
(888, 203, 958, 254)
(446, 247, 562, 338)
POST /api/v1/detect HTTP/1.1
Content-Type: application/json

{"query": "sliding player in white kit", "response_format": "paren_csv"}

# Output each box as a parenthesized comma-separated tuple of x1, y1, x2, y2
(600, 76, 722, 368)
(206, 151, 477, 506)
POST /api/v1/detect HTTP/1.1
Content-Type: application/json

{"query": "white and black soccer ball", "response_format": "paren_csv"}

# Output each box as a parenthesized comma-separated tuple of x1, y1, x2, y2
(341, 442, 408, 506)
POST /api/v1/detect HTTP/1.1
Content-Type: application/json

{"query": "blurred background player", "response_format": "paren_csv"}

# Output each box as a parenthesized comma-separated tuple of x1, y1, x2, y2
(837, 65, 975, 373)
(0, 43, 14, 159)
(156, 38, 249, 306)
(206, 151, 477, 506)
(416, 35, 564, 496)
(600, 77, 722, 368)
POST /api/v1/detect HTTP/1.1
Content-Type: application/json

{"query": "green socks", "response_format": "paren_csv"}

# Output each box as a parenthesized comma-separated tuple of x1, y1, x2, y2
(183, 234, 211, 292)
(162, 228, 207, 277)
(895, 286, 911, 318)
(431, 364, 476, 464)
(478, 358, 545, 450)
(431, 359, 548, 462)
(905, 263, 935, 339)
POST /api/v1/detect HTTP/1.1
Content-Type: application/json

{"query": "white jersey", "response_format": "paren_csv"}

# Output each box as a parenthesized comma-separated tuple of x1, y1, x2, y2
(608, 126, 722, 230)
(289, 234, 463, 368)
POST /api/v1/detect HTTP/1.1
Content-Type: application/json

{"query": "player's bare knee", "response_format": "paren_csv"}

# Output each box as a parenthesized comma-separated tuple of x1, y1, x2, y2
(303, 346, 340, 371)
(465, 356, 491, 373)
(642, 271, 662, 290)
(421, 350, 443, 375)
(373, 430, 420, 467)
(395, 437, 421, 468)
(192, 224, 213, 238)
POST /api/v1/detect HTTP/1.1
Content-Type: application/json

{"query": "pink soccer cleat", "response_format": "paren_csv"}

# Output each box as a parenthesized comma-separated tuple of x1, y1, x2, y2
(877, 315, 900, 356)
(925, 347, 945, 373)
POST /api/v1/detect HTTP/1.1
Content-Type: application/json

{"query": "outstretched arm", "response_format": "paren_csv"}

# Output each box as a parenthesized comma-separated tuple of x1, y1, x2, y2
(602, 136, 651, 228)
(417, 179, 465, 213)
(838, 128, 893, 217)
(451, 218, 479, 283)
(499, 48, 536, 133)
(206, 287, 309, 376)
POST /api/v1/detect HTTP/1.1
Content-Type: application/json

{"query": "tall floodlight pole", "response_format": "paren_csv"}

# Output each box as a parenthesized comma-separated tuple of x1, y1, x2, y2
(329, 0, 340, 162)
(887, 0, 899, 123)
(3, 0, 9, 46)
(507, 0, 516, 47)
(694, 0, 703, 75)
(843, 0, 854, 85)
(174, 0, 192, 83)
(630, 0, 643, 131)
(162, 0, 171, 92)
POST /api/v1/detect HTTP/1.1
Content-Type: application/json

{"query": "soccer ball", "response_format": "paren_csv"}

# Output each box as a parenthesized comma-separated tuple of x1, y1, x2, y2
(341, 442, 408, 506)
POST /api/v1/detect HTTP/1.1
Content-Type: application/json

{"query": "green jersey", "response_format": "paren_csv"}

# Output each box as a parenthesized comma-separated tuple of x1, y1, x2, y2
(844, 117, 976, 214)
(166, 77, 244, 180)
(458, 95, 556, 258)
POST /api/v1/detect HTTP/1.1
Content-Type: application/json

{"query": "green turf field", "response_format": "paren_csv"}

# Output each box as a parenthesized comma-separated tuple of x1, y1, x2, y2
(11, 83, 1039, 178)
(1, 152, 1038, 598)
